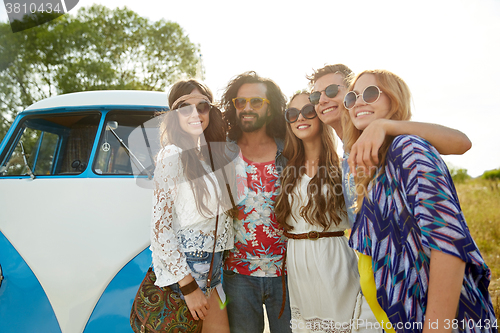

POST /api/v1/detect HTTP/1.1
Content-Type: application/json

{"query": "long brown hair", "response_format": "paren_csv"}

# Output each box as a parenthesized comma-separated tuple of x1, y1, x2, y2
(342, 70, 412, 212)
(160, 79, 236, 218)
(275, 93, 346, 231)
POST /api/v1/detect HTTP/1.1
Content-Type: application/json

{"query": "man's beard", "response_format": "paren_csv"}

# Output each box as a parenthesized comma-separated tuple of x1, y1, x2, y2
(236, 112, 269, 133)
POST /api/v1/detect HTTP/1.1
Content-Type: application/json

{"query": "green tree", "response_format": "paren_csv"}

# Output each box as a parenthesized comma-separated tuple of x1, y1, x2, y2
(0, 5, 201, 142)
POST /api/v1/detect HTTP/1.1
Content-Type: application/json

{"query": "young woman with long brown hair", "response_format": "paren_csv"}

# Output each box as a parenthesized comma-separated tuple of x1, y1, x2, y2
(151, 79, 235, 333)
(275, 92, 379, 332)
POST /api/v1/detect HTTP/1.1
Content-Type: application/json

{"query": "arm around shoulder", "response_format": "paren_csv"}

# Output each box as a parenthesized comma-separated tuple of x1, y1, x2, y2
(382, 119, 471, 155)
(347, 119, 471, 177)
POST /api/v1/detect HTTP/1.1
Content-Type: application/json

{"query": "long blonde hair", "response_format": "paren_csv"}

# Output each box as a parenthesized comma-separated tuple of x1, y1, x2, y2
(342, 70, 412, 212)
(275, 93, 346, 231)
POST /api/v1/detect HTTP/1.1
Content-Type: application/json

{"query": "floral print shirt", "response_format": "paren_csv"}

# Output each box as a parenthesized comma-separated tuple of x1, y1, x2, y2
(224, 154, 287, 277)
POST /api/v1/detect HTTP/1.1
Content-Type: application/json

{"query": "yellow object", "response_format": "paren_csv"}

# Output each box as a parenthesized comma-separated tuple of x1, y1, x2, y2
(358, 253, 396, 333)
(218, 296, 228, 310)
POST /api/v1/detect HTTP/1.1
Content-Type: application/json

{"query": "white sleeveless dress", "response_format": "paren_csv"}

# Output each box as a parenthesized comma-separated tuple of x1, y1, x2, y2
(286, 174, 381, 333)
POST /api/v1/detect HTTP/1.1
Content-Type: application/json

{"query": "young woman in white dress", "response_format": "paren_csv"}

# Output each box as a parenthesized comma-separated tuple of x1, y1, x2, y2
(275, 92, 380, 333)
(151, 79, 236, 333)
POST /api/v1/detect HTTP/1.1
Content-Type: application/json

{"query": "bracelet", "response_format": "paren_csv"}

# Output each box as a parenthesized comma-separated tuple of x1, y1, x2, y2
(180, 279, 199, 296)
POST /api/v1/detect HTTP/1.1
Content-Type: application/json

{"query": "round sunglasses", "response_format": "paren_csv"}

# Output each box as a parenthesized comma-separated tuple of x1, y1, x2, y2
(284, 104, 317, 123)
(343, 85, 383, 110)
(175, 101, 211, 117)
(232, 97, 270, 111)
(309, 84, 344, 105)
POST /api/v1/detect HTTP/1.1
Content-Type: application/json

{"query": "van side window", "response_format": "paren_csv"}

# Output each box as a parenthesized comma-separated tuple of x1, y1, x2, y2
(93, 112, 160, 176)
(0, 113, 100, 176)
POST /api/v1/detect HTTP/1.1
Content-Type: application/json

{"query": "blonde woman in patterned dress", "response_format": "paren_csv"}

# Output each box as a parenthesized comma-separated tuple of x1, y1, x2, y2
(344, 69, 497, 333)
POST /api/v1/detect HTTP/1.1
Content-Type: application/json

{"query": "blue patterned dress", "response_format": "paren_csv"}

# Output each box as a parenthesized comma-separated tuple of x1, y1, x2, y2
(349, 135, 497, 333)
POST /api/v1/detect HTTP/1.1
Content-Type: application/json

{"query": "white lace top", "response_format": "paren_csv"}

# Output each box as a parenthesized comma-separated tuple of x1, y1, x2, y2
(150, 144, 234, 287)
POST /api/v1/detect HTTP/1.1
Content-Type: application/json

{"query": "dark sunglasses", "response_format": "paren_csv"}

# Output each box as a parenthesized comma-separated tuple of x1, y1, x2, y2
(284, 104, 317, 123)
(309, 84, 344, 105)
(232, 97, 270, 111)
(175, 101, 211, 117)
(343, 85, 383, 110)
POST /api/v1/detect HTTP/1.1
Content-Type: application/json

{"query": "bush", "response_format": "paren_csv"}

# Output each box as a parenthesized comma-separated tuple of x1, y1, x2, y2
(482, 169, 500, 190)
(482, 168, 500, 181)
(447, 163, 470, 183)
(450, 168, 471, 183)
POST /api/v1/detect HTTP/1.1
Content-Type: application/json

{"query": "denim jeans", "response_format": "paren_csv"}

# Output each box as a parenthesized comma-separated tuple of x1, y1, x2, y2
(223, 270, 291, 333)
(170, 251, 223, 296)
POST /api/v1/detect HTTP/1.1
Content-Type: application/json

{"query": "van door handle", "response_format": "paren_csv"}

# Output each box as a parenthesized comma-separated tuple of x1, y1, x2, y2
(0, 263, 3, 288)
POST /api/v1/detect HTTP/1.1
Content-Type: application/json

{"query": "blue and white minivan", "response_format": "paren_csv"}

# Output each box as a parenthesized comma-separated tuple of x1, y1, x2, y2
(0, 91, 168, 333)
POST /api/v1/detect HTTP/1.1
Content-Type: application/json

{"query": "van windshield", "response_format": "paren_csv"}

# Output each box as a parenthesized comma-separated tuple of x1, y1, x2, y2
(93, 111, 160, 176)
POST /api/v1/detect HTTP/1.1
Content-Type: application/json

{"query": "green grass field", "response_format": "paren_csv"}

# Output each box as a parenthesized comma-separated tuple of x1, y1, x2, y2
(455, 178, 500, 319)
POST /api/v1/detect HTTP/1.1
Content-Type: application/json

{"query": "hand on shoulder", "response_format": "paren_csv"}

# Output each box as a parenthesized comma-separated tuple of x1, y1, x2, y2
(348, 119, 389, 176)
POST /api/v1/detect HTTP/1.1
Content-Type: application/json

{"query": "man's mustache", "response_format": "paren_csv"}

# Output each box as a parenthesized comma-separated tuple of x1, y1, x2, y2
(239, 112, 259, 118)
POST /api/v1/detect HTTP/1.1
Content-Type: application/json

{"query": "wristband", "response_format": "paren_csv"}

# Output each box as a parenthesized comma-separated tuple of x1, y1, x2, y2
(180, 279, 198, 296)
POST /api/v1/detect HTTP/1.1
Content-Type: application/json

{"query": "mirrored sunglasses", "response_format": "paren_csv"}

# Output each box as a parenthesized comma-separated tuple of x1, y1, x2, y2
(309, 84, 343, 105)
(284, 103, 317, 123)
(176, 101, 211, 117)
(343, 85, 383, 110)
(232, 97, 270, 111)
